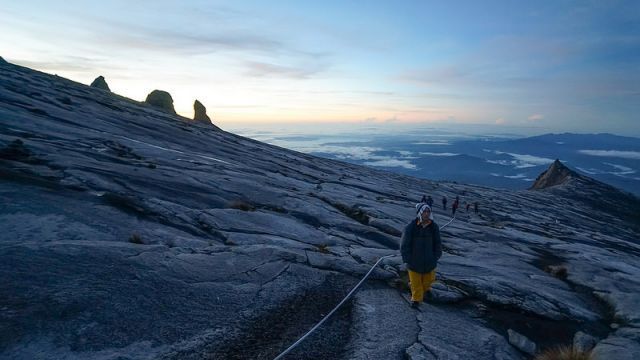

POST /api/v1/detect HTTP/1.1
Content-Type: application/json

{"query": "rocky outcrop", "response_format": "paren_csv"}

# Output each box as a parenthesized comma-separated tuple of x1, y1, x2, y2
(193, 100, 221, 130)
(145, 90, 176, 114)
(90, 76, 111, 91)
(0, 56, 6, 64)
(507, 329, 537, 355)
(530, 159, 576, 189)
(573, 331, 597, 352)
(193, 100, 210, 124)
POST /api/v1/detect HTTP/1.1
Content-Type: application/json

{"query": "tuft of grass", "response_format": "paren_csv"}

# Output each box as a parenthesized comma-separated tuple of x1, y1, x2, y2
(316, 244, 331, 254)
(228, 200, 256, 212)
(545, 264, 568, 279)
(535, 346, 592, 360)
(129, 232, 144, 244)
(389, 271, 411, 293)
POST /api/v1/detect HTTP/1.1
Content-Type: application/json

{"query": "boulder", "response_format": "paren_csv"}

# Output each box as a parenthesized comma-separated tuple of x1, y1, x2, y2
(405, 343, 435, 360)
(193, 100, 211, 124)
(90, 76, 111, 91)
(573, 331, 597, 352)
(145, 90, 176, 114)
(507, 329, 537, 355)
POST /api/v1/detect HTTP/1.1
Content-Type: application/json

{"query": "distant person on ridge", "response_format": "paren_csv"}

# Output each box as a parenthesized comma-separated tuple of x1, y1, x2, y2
(452, 198, 459, 216)
(401, 203, 442, 308)
(426, 195, 434, 208)
(442, 196, 447, 210)
(421, 195, 427, 203)
(474, 202, 479, 214)
(466, 202, 471, 212)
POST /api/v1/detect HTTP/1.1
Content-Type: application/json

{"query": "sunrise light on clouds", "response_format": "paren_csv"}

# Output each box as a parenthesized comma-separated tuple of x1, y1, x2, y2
(1, 0, 638, 134)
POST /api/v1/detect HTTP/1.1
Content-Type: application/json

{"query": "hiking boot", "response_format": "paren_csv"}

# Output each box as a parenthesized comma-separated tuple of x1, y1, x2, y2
(411, 301, 420, 308)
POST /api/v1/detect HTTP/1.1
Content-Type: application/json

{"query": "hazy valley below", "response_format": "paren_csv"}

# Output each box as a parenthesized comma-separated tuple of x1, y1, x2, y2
(229, 124, 640, 196)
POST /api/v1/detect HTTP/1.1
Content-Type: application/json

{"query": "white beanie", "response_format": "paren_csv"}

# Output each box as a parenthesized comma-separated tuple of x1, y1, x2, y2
(416, 202, 434, 221)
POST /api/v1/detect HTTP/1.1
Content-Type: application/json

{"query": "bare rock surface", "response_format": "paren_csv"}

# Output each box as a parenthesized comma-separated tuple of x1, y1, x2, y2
(1, 59, 640, 359)
(573, 331, 597, 352)
(507, 329, 536, 355)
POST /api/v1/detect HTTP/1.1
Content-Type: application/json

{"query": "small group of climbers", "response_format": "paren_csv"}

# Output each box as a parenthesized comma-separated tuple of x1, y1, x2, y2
(422, 194, 479, 216)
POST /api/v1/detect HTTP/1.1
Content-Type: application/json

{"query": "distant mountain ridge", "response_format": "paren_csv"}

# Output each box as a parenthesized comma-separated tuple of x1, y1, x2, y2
(526, 133, 640, 150)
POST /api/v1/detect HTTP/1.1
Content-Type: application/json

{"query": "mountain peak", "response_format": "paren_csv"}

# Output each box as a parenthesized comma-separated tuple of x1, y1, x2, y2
(530, 159, 577, 190)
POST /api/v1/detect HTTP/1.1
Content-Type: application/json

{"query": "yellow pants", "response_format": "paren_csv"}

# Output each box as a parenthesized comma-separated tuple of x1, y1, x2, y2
(408, 269, 436, 302)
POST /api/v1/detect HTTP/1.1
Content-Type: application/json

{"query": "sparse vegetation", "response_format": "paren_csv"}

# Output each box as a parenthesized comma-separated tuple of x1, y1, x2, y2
(103, 192, 148, 215)
(228, 200, 256, 211)
(545, 264, 568, 279)
(316, 244, 331, 254)
(0, 139, 44, 164)
(317, 196, 370, 225)
(535, 346, 592, 360)
(389, 271, 411, 293)
(129, 232, 143, 244)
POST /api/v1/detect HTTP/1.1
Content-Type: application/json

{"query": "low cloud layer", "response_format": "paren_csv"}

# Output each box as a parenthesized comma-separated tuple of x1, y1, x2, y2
(578, 150, 640, 160)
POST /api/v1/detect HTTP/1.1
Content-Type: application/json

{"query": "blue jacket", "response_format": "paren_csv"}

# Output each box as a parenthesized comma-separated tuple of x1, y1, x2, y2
(400, 220, 442, 273)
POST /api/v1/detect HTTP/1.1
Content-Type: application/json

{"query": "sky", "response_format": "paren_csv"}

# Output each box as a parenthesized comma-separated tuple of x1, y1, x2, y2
(1, 0, 639, 135)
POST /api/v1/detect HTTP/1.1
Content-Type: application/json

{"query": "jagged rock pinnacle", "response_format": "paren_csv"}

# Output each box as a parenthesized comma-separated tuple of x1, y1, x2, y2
(530, 159, 576, 189)
(145, 90, 176, 114)
(90, 76, 111, 91)
(193, 100, 211, 124)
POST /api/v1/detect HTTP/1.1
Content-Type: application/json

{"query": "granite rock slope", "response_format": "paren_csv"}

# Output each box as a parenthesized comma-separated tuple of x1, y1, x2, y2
(1, 59, 639, 359)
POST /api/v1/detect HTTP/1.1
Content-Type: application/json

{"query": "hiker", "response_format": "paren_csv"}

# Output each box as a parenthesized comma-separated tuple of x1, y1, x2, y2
(426, 195, 434, 208)
(420, 195, 427, 203)
(401, 203, 442, 308)
(442, 196, 447, 210)
(452, 198, 459, 216)
(466, 202, 471, 212)
(474, 202, 479, 214)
